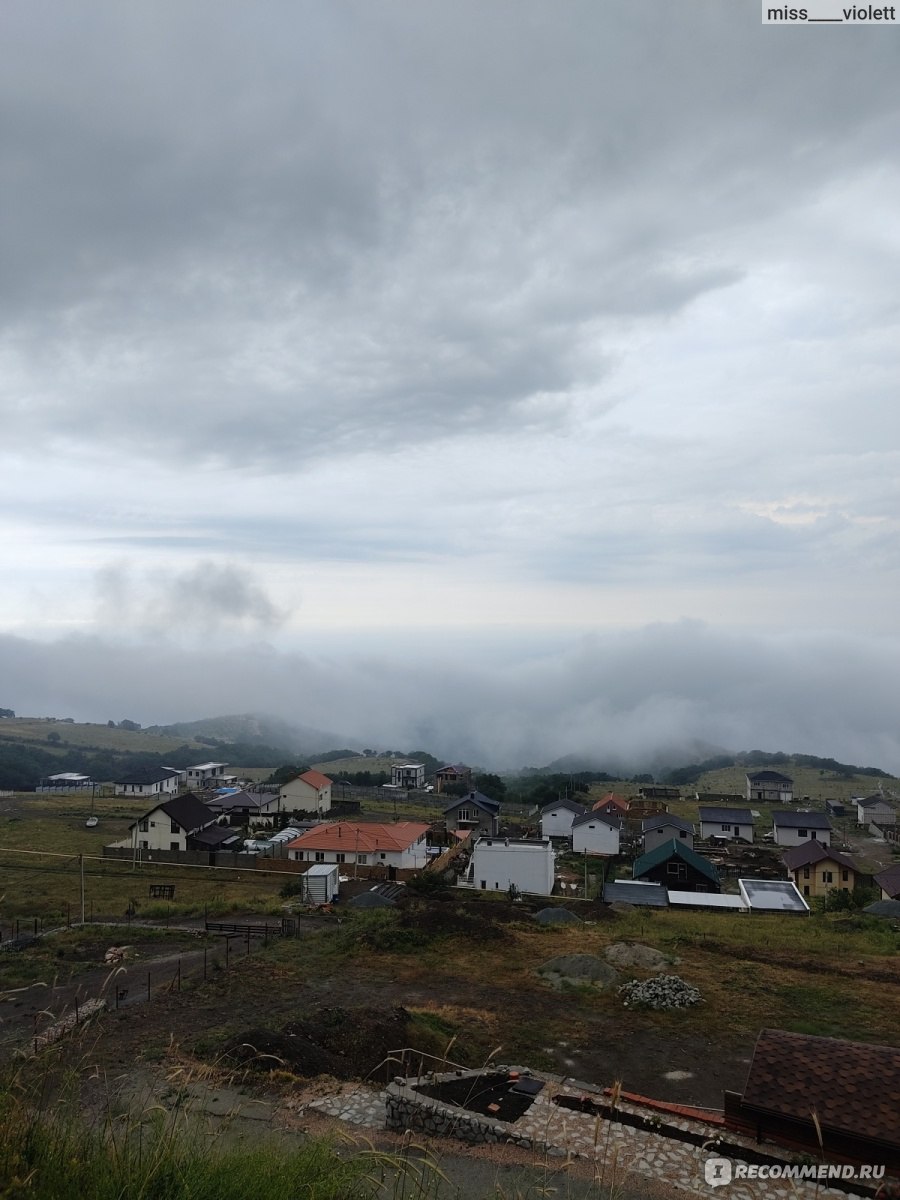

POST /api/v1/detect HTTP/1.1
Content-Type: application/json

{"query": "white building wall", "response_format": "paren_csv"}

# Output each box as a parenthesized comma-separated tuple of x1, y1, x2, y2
(857, 800, 894, 824)
(572, 821, 620, 856)
(116, 776, 179, 798)
(699, 820, 754, 843)
(540, 809, 581, 840)
(775, 825, 831, 848)
(469, 840, 555, 896)
(290, 834, 427, 870)
(643, 825, 694, 854)
(132, 806, 189, 852)
(280, 778, 332, 812)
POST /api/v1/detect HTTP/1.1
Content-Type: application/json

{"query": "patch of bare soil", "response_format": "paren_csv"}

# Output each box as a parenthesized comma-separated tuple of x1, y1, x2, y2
(220, 1005, 411, 1082)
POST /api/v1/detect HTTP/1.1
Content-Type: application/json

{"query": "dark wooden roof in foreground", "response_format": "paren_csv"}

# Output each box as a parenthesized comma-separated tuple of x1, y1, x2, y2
(742, 1029, 900, 1147)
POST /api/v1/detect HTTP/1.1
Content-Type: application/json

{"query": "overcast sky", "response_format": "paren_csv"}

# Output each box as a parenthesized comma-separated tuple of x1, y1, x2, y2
(2, 3, 899, 768)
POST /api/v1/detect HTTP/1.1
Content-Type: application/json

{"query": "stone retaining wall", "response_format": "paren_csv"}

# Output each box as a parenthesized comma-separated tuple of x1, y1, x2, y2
(385, 1069, 543, 1151)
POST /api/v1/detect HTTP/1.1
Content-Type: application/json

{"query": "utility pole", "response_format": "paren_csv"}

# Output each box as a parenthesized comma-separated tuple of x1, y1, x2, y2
(80, 854, 85, 924)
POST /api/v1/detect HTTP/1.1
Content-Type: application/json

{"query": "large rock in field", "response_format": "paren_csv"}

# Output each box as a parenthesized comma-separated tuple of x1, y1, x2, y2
(537, 954, 620, 990)
(604, 943, 675, 972)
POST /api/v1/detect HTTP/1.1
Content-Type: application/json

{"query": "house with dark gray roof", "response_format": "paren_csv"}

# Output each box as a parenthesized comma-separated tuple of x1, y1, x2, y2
(771, 808, 831, 847)
(571, 809, 620, 856)
(698, 806, 754, 842)
(725, 1029, 900, 1170)
(641, 813, 694, 854)
(125, 793, 219, 853)
(114, 766, 181, 798)
(781, 840, 858, 899)
(745, 769, 793, 804)
(205, 788, 282, 826)
(874, 863, 900, 901)
(539, 797, 588, 840)
(855, 794, 895, 825)
(632, 839, 720, 893)
(443, 790, 500, 837)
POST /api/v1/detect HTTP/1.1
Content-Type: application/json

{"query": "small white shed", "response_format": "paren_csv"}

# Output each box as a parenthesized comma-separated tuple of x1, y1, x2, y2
(302, 863, 339, 904)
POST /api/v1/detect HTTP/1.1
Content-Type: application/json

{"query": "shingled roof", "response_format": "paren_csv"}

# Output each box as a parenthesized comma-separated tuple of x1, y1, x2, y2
(875, 863, 900, 899)
(781, 840, 856, 873)
(129, 793, 215, 835)
(698, 806, 754, 826)
(741, 1029, 900, 1148)
(772, 809, 831, 830)
(443, 790, 501, 817)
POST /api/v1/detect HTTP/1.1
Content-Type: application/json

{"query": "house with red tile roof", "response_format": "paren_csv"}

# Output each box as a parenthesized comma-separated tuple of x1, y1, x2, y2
(285, 820, 429, 878)
(279, 769, 332, 814)
(592, 792, 628, 818)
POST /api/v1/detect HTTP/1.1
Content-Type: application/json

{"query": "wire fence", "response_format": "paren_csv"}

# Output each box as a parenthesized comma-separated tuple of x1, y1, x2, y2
(2, 926, 281, 1059)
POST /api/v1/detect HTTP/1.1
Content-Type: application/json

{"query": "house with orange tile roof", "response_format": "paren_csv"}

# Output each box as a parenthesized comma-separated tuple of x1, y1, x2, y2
(280, 769, 333, 814)
(285, 820, 429, 878)
(592, 792, 628, 819)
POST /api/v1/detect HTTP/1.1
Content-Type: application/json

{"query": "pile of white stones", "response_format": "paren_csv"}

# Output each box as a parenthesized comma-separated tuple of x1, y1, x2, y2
(618, 974, 702, 1010)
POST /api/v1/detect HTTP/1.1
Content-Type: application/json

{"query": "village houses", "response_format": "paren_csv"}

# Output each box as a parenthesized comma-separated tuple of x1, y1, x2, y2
(279, 769, 333, 814)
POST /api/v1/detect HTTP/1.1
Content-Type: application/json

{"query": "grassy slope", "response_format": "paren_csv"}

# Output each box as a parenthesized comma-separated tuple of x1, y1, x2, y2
(245, 903, 900, 1052)
(0, 717, 203, 756)
(0, 795, 287, 921)
(309, 753, 412, 775)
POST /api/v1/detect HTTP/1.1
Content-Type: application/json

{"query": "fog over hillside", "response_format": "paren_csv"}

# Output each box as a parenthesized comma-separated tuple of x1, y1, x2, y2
(3, 623, 899, 773)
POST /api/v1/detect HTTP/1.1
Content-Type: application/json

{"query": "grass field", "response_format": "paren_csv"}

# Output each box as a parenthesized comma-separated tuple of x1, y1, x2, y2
(309, 753, 413, 775)
(0, 795, 288, 923)
(0, 717, 205, 755)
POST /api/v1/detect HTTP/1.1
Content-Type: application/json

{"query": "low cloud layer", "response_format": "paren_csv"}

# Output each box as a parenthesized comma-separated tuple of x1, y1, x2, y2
(3, 623, 899, 774)
(94, 562, 286, 636)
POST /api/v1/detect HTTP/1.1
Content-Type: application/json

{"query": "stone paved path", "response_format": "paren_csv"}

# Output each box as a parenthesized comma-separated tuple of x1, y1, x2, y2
(302, 1080, 880, 1200)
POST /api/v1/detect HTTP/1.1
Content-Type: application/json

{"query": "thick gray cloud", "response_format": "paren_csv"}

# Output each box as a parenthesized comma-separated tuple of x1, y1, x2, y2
(2, 623, 900, 772)
(2, 2, 897, 464)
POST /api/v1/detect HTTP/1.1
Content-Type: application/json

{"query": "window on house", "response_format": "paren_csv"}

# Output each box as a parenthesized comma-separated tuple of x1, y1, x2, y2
(822, 871, 833, 884)
(667, 863, 687, 880)
(380, 852, 386, 859)
(314, 852, 325, 862)
(357, 854, 367, 865)
(170, 820, 179, 834)
(803, 867, 810, 879)
(458, 809, 470, 821)
(803, 885, 810, 896)
(798, 829, 808, 838)
(336, 853, 345, 863)
(139, 839, 149, 849)
(170, 842, 179, 851)
(679, 830, 687, 838)
(842, 870, 849, 881)
(720, 824, 731, 832)
(139, 820, 149, 832)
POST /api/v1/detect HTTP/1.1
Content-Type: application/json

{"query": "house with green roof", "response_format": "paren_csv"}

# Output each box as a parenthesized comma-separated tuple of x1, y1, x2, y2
(632, 838, 721, 893)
